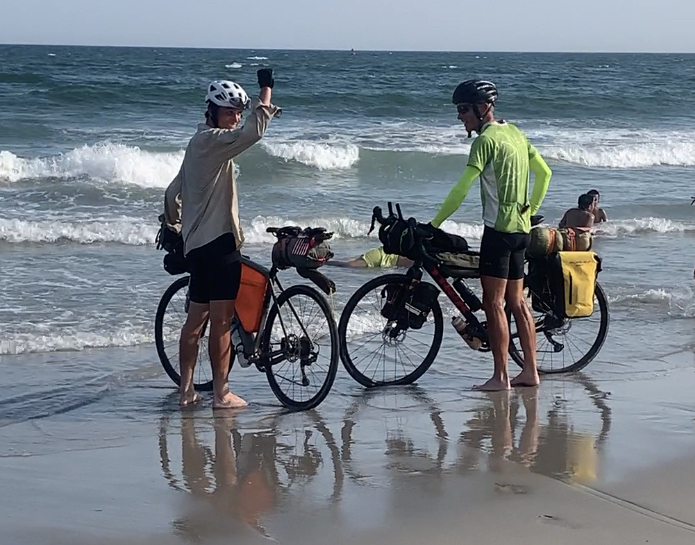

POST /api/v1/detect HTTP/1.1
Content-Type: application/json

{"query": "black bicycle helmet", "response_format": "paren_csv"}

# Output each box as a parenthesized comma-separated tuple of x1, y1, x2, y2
(452, 79, 498, 105)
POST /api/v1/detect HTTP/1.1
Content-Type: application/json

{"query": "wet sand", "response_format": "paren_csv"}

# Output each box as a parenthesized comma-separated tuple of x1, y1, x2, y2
(2, 345, 695, 544)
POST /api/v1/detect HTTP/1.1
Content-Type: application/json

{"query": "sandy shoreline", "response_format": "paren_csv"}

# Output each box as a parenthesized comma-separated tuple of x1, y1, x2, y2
(2, 345, 695, 543)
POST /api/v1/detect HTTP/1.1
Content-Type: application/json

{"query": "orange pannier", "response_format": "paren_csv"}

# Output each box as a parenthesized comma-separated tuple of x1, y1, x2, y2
(235, 262, 269, 333)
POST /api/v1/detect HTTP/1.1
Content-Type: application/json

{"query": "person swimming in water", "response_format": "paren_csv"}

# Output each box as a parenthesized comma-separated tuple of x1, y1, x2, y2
(558, 193, 595, 231)
(326, 246, 413, 268)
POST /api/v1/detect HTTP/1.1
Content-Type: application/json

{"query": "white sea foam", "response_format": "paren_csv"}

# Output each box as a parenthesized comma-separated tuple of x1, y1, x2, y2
(0, 144, 183, 187)
(595, 218, 695, 237)
(262, 140, 360, 170)
(0, 214, 374, 246)
(244, 215, 374, 244)
(0, 328, 153, 355)
(607, 286, 695, 317)
(541, 142, 695, 168)
(247, 56, 268, 60)
(0, 214, 489, 247)
(0, 217, 158, 245)
(225, 62, 243, 69)
(434, 219, 485, 241)
(608, 288, 674, 305)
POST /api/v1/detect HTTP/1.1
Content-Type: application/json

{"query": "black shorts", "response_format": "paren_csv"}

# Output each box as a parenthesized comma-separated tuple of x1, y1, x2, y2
(479, 226, 530, 280)
(187, 233, 241, 304)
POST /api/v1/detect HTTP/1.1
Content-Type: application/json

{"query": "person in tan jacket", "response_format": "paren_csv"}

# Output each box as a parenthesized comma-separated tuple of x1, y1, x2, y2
(164, 69, 280, 408)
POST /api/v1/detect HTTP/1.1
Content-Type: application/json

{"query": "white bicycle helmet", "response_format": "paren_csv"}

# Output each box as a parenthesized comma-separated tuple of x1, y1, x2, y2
(205, 80, 250, 110)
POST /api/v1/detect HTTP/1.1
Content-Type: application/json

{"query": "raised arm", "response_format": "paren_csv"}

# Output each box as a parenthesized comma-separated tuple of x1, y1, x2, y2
(212, 69, 281, 161)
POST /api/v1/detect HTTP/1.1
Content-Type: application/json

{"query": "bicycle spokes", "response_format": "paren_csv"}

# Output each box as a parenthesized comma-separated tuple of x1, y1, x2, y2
(264, 285, 338, 410)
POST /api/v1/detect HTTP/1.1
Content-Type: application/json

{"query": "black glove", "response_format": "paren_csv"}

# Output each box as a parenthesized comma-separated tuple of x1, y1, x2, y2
(257, 68, 274, 89)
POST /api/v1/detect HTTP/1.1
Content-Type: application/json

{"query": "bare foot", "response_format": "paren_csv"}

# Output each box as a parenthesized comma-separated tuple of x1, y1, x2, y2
(511, 370, 540, 388)
(179, 390, 200, 408)
(212, 391, 248, 409)
(473, 377, 511, 391)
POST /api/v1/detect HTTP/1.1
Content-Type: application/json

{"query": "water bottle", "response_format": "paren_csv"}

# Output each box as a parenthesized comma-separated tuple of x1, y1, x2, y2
(231, 325, 251, 368)
(452, 279, 482, 312)
(451, 315, 483, 350)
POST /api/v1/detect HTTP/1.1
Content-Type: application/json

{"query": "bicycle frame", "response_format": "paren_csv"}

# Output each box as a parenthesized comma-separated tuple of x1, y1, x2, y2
(400, 256, 489, 349)
(232, 257, 323, 371)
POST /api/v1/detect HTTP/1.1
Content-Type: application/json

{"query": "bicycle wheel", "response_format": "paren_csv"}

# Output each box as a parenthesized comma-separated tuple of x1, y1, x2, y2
(508, 281, 609, 374)
(154, 276, 233, 391)
(338, 274, 444, 387)
(262, 284, 339, 411)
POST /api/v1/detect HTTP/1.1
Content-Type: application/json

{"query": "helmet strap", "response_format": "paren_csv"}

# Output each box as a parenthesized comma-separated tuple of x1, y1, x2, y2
(471, 103, 494, 136)
(472, 104, 484, 135)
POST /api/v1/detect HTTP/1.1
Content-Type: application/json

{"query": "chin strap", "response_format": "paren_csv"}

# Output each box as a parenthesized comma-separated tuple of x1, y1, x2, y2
(469, 104, 486, 138)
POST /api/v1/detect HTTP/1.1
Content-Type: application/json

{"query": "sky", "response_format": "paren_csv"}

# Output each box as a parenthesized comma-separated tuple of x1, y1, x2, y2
(2, 0, 694, 53)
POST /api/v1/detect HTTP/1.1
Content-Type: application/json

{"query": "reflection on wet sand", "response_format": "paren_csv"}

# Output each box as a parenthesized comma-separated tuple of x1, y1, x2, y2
(340, 386, 450, 480)
(158, 409, 346, 542)
(157, 373, 613, 542)
(459, 373, 612, 484)
(160, 413, 278, 541)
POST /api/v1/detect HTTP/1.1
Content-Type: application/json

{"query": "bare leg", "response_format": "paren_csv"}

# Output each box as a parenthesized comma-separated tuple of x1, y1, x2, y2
(506, 278, 540, 387)
(208, 300, 247, 409)
(179, 301, 209, 407)
(475, 275, 511, 391)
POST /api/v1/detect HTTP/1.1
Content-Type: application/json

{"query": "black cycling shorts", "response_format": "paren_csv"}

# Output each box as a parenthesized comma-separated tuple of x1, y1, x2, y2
(187, 233, 241, 303)
(479, 226, 530, 280)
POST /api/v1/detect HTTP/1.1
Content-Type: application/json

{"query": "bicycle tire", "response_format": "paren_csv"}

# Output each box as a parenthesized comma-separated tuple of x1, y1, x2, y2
(154, 276, 233, 391)
(262, 284, 339, 411)
(338, 274, 444, 387)
(508, 281, 609, 374)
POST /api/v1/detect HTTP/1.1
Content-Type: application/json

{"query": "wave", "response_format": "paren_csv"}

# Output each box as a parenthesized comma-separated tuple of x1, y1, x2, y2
(0, 215, 374, 246)
(431, 219, 485, 241)
(0, 139, 361, 186)
(247, 56, 268, 60)
(0, 144, 182, 187)
(0, 217, 158, 245)
(261, 140, 360, 170)
(1, 214, 687, 250)
(595, 218, 695, 237)
(225, 62, 242, 69)
(608, 286, 695, 317)
(0, 328, 153, 355)
(0, 214, 486, 247)
(244, 216, 484, 244)
(539, 142, 695, 168)
(608, 288, 675, 305)
(244, 215, 374, 244)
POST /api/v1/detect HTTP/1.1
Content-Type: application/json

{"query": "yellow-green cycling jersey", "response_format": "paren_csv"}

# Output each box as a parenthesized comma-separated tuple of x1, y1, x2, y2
(432, 121, 552, 233)
(361, 246, 400, 268)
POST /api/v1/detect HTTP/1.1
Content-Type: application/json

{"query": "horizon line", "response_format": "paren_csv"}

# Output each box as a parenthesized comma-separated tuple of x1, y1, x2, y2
(2, 42, 694, 55)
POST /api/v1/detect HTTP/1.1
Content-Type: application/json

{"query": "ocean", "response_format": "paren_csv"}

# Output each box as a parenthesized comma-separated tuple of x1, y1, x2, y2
(2, 44, 695, 402)
(5, 45, 695, 544)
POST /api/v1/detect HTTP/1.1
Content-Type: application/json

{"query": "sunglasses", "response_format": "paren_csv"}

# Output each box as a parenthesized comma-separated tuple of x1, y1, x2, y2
(456, 103, 473, 115)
